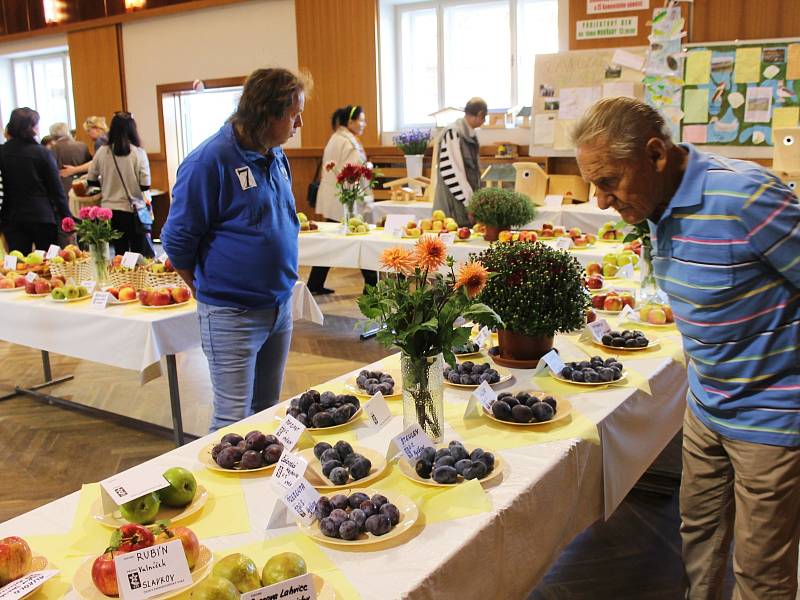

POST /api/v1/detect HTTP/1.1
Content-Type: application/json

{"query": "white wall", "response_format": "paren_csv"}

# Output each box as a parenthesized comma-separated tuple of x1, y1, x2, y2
(122, 0, 298, 154)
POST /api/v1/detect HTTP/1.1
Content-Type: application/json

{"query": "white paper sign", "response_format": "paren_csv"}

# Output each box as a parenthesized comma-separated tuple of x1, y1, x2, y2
(588, 318, 612, 341)
(611, 48, 646, 70)
(619, 303, 637, 322)
(532, 349, 566, 377)
(554, 237, 573, 250)
(282, 477, 320, 526)
(544, 194, 563, 208)
(464, 380, 497, 419)
(439, 232, 455, 246)
(589, 0, 648, 14)
(114, 540, 191, 600)
(24, 272, 38, 283)
(241, 574, 317, 600)
(157, 254, 168, 264)
(271, 450, 308, 491)
(475, 326, 491, 348)
(364, 391, 391, 428)
(92, 291, 111, 309)
(81, 280, 97, 295)
(45, 245, 61, 259)
(384, 214, 410, 235)
(274, 414, 307, 451)
(388, 423, 435, 463)
(3, 255, 17, 270)
(617, 263, 635, 279)
(576, 16, 638, 40)
(0, 570, 59, 600)
(121, 252, 141, 269)
(100, 470, 169, 508)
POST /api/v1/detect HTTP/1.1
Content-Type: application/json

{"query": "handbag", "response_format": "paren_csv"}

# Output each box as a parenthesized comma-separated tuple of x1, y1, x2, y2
(307, 159, 322, 208)
(110, 151, 153, 233)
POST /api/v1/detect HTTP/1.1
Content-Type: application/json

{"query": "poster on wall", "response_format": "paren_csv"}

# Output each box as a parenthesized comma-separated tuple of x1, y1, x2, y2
(576, 17, 638, 40)
(680, 40, 800, 146)
(587, 0, 648, 14)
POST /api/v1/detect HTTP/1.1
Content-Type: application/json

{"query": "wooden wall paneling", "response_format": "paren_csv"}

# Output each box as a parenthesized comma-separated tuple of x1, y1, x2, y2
(295, 0, 380, 147)
(287, 154, 324, 220)
(67, 25, 126, 147)
(26, 0, 46, 30)
(3, 1, 31, 34)
(73, 0, 109, 21)
(691, 0, 800, 43)
(0, 4, 6, 36)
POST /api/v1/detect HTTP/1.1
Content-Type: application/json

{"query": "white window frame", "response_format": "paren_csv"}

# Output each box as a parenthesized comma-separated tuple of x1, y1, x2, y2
(395, 0, 555, 129)
(11, 51, 75, 129)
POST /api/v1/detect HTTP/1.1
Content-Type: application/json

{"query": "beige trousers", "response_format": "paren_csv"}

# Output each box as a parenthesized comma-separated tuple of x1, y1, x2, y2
(681, 408, 800, 600)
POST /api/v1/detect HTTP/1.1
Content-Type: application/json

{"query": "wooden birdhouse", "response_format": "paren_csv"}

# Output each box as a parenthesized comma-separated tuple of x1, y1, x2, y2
(383, 176, 431, 201)
(513, 162, 548, 205)
(481, 164, 516, 189)
(773, 128, 800, 173)
(548, 174, 590, 203)
(516, 106, 532, 128)
(484, 108, 515, 129)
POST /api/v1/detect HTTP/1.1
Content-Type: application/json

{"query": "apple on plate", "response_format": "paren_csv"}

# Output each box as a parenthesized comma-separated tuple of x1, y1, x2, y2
(34, 279, 51, 295)
(586, 262, 602, 276)
(586, 308, 597, 323)
(91, 551, 120, 596)
(159, 466, 197, 507)
(192, 575, 239, 600)
(138, 288, 153, 306)
(118, 286, 137, 302)
(604, 294, 624, 312)
(445, 221, 457, 232)
(648, 308, 667, 324)
(150, 289, 173, 306)
(0, 279, 14, 289)
(419, 219, 432, 231)
(119, 491, 161, 525)
(541, 222, 553, 231)
(0, 536, 33, 586)
(107, 287, 120, 299)
(591, 294, 607, 310)
(24, 280, 37, 294)
(568, 227, 582, 238)
(587, 275, 604, 290)
(432, 209, 446, 221)
(603, 263, 619, 278)
(619, 292, 635, 308)
(573, 236, 588, 247)
(212, 553, 261, 593)
(498, 230, 513, 242)
(432, 219, 444, 231)
(261, 552, 307, 587)
(170, 287, 191, 305)
(457, 227, 471, 240)
(553, 226, 566, 237)
(152, 525, 200, 569)
(663, 305, 674, 322)
(112, 523, 154, 553)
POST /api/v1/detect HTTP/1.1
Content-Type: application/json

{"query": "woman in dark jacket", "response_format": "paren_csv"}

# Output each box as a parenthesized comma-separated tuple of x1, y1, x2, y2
(0, 107, 71, 253)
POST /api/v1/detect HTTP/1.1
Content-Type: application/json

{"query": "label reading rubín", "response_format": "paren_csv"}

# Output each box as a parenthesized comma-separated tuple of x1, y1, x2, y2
(241, 573, 317, 600)
(115, 540, 191, 600)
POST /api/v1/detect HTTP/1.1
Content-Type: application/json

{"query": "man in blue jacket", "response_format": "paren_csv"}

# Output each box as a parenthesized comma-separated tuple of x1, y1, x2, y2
(162, 68, 309, 431)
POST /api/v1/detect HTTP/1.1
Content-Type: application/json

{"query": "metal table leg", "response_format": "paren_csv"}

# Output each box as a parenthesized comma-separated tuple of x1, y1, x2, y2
(166, 354, 185, 446)
(0, 350, 74, 401)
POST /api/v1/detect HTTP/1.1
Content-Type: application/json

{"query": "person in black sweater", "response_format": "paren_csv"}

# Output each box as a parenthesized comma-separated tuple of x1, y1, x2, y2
(0, 107, 72, 253)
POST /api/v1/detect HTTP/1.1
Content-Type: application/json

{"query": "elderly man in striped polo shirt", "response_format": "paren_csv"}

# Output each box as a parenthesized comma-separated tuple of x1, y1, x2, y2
(573, 97, 800, 600)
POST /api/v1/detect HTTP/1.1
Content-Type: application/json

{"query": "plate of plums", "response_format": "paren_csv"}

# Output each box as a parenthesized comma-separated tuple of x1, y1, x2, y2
(199, 429, 284, 473)
(592, 330, 659, 351)
(444, 361, 513, 388)
(551, 356, 627, 386)
(344, 369, 402, 400)
(398, 440, 502, 487)
(300, 440, 388, 490)
(485, 391, 571, 426)
(284, 389, 362, 431)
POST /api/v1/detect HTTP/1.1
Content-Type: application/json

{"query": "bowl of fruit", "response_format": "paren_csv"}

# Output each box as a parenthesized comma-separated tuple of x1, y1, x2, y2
(632, 303, 675, 327)
(345, 216, 370, 235)
(553, 356, 626, 385)
(303, 490, 418, 546)
(452, 340, 482, 358)
(91, 467, 207, 527)
(443, 361, 512, 388)
(49, 282, 91, 302)
(138, 286, 192, 309)
(590, 290, 635, 314)
(297, 212, 320, 233)
(200, 430, 284, 473)
(345, 369, 400, 400)
(285, 390, 362, 430)
(399, 440, 502, 486)
(300, 440, 387, 489)
(486, 391, 571, 426)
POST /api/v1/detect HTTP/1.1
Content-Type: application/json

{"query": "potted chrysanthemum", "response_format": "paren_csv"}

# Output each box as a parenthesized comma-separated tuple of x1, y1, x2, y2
(466, 188, 536, 241)
(471, 241, 589, 368)
(358, 236, 501, 441)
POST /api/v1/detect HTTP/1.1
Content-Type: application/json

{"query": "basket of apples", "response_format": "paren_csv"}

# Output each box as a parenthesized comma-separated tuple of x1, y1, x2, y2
(75, 523, 211, 599)
(141, 258, 183, 289)
(107, 256, 144, 290)
(48, 245, 93, 282)
(138, 286, 192, 309)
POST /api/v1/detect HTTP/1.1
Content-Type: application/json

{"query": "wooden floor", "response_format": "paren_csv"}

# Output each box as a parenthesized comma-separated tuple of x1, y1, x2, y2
(0, 267, 738, 598)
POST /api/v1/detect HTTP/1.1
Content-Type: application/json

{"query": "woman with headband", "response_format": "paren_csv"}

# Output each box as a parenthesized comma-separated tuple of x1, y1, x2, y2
(308, 104, 377, 295)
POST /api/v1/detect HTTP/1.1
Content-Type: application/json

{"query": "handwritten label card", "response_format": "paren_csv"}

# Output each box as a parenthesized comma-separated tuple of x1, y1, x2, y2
(544, 194, 563, 208)
(619, 304, 637, 322)
(588, 318, 612, 342)
(0, 570, 59, 600)
(439, 232, 455, 246)
(45, 245, 61, 259)
(554, 237, 573, 250)
(24, 272, 38, 283)
(241, 574, 317, 600)
(532, 349, 566, 377)
(387, 423, 435, 463)
(274, 414, 307, 452)
(92, 291, 111, 310)
(3, 255, 17, 270)
(464, 380, 497, 419)
(364, 391, 391, 428)
(271, 450, 308, 491)
(114, 540, 191, 600)
(384, 214, 409, 237)
(100, 470, 168, 509)
(281, 477, 320, 527)
(121, 252, 141, 269)
(474, 326, 491, 349)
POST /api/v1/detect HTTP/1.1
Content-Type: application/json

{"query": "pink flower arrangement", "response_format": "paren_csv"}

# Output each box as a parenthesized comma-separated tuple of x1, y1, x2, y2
(61, 217, 76, 233)
(64, 206, 121, 247)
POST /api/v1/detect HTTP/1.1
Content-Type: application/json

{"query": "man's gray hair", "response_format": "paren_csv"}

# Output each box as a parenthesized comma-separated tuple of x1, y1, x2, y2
(49, 122, 70, 140)
(465, 97, 488, 117)
(571, 97, 673, 161)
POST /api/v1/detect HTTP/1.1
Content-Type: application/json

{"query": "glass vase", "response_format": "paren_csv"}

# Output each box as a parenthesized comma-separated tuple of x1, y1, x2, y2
(342, 201, 356, 234)
(401, 353, 444, 443)
(639, 242, 659, 305)
(89, 241, 109, 286)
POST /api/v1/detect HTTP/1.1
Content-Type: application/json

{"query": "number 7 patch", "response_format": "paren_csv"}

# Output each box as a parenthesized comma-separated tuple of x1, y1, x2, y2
(235, 166, 257, 190)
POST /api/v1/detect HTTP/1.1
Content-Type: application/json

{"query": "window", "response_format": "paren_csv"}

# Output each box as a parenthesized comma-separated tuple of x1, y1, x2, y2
(12, 52, 74, 133)
(396, 0, 559, 128)
(169, 86, 241, 164)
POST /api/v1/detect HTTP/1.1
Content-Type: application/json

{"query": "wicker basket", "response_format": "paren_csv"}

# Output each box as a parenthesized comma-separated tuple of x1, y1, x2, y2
(141, 271, 184, 289)
(49, 258, 93, 283)
(107, 268, 145, 290)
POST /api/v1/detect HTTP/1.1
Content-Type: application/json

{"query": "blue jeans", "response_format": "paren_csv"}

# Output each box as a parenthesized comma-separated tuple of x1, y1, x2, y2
(197, 300, 293, 431)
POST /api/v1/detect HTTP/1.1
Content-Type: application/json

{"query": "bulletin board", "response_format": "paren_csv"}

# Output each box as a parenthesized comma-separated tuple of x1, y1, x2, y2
(531, 46, 648, 152)
(680, 39, 800, 147)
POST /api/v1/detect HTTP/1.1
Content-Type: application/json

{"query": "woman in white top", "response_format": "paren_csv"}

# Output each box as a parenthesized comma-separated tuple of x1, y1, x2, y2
(308, 105, 376, 294)
(87, 112, 154, 257)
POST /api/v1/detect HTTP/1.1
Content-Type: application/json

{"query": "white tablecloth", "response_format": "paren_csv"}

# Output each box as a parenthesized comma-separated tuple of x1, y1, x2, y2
(370, 200, 433, 224)
(300, 223, 624, 270)
(0, 281, 323, 382)
(0, 314, 688, 600)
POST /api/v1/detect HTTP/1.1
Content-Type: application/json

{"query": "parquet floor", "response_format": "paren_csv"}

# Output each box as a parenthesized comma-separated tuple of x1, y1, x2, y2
(0, 267, 738, 598)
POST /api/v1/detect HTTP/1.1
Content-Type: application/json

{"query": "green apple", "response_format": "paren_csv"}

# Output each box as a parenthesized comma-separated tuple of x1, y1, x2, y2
(212, 554, 261, 593)
(51, 288, 66, 300)
(63, 285, 79, 300)
(297, 212, 308, 223)
(348, 217, 362, 227)
(616, 254, 632, 267)
(9, 250, 24, 260)
(26, 253, 43, 265)
(261, 552, 307, 587)
(191, 575, 239, 600)
(158, 467, 197, 508)
(77, 285, 89, 298)
(119, 492, 161, 524)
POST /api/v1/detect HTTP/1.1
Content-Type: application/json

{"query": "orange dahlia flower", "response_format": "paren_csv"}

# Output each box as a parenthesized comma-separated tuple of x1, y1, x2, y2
(414, 235, 447, 271)
(455, 261, 489, 298)
(380, 247, 416, 273)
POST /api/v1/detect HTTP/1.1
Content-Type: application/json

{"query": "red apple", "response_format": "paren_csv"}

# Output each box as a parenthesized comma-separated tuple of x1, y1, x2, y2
(138, 289, 153, 306)
(51, 278, 64, 289)
(663, 305, 674, 323)
(541, 222, 553, 231)
(587, 275, 604, 290)
(152, 526, 199, 569)
(586, 262, 602, 276)
(0, 536, 33, 586)
(91, 551, 120, 596)
(151, 290, 172, 306)
(114, 524, 154, 553)
(573, 236, 588, 247)
(13, 276, 26, 288)
(457, 227, 471, 240)
(553, 226, 566, 237)
(586, 308, 597, 324)
(619, 293, 635, 308)
(170, 287, 191, 304)
(604, 295, 624, 312)
(591, 294, 607, 310)
(118, 286, 136, 302)
(24, 280, 36, 294)
(107, 287, 120, 299)
(34, 279, 51, 295)
(164, 258, 174, 272)
(568, 227, 582, 238)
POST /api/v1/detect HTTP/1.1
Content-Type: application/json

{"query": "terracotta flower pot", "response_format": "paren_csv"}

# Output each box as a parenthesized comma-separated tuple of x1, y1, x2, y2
(484, 225, 502, 242)
(494, 329, 554, 368)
